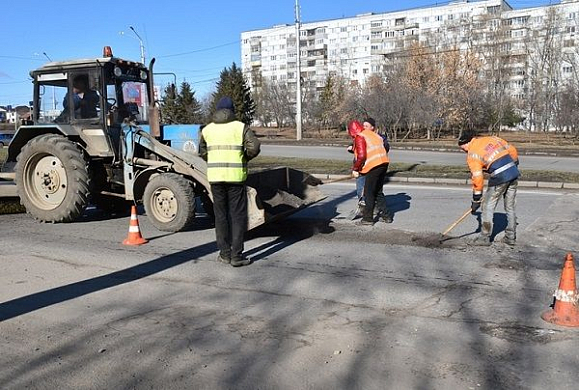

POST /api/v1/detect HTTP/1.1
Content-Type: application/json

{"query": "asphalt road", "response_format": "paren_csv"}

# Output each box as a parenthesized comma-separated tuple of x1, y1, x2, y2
(1, 182, 578, 389)
(260, 144, 579, 173)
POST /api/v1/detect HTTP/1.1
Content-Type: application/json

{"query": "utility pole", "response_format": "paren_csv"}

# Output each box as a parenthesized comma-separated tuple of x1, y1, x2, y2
(129, 26, 146, 64)
(295, 0, 302, 140)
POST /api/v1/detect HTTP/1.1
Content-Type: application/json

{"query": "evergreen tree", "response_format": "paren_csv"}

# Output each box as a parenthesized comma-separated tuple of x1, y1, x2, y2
(176, 81, 203, 124)
(160, 82, 203, 124)
(160, 83, 179, 124)
(212, 63, 256, 124)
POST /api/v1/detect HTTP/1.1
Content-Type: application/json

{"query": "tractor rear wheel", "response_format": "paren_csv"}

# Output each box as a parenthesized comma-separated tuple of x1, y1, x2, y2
(15, 134, 90, 222)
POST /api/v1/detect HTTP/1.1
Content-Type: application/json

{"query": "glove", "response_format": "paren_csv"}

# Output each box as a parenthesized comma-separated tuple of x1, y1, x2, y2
(352, 171, 360, 178)
(471, 193, 482, 214)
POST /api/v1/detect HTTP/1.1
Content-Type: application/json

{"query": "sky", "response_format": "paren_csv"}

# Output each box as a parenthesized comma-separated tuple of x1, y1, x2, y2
(0, 0, 553, 107)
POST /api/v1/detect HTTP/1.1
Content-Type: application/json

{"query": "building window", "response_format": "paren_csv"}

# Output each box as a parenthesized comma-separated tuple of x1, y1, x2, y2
(371, 21, 382, 28)
(340, 27, 347, 32)
(563, 66, 573, 73)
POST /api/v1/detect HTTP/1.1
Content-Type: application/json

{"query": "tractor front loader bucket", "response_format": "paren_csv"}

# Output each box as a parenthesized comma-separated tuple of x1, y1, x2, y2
(245, 167, 326, 230)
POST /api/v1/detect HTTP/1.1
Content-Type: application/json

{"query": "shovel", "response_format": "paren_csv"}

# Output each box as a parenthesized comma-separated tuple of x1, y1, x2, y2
(442, 208, 472, 236)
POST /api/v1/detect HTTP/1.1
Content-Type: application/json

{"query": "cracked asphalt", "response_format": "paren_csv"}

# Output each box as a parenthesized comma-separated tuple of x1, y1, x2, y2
(1, 182, 578, 389)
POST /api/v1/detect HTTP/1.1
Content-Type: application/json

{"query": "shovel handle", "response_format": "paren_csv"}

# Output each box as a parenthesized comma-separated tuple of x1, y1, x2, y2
(442, 208, 472, 236)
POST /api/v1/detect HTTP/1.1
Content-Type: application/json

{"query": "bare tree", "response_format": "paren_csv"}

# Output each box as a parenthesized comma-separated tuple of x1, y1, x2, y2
(523, 6, 564, 132)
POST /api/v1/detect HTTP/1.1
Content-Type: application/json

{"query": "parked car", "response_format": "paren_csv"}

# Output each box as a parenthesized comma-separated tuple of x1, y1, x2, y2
(0, 132, 14, 147)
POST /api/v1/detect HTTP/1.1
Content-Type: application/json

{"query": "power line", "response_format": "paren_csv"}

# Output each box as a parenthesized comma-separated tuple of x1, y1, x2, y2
(157, 40, 240, 58)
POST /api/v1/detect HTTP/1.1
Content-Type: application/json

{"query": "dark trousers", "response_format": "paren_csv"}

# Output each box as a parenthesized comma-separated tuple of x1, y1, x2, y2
(362, 164, 389, 221)
(210, 183, 247, 261)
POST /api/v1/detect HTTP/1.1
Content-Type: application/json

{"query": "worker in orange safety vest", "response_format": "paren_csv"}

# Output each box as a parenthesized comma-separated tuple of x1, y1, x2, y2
(349, 120, 389, 225)
(458, 131, 520, 246)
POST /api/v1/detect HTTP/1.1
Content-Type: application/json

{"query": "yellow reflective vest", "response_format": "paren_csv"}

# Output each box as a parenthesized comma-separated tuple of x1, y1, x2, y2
(202, 121, 247, 183)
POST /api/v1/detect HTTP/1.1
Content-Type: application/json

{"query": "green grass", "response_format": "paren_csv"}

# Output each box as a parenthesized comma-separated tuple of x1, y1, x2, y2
(249, 156, 579, 183)
(3, 147, 578, 183)
(0, 148, 6, 170)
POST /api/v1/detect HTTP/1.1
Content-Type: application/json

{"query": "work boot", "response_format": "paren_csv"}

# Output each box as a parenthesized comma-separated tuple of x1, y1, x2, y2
(231, 256, 252, 267)
(217, 254, 231, 264)
(380, 212, 393, 223)
(470, 235, 491, 246)
(359, 218, 374, 226)
(501, 236, 516, 246)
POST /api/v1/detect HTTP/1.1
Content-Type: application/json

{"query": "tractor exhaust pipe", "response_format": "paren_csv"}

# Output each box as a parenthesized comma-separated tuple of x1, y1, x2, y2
(147, 58, 161, 138)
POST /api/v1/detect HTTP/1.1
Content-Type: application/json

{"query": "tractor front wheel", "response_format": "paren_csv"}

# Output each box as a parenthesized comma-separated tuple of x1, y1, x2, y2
(143, 173, 196, 232)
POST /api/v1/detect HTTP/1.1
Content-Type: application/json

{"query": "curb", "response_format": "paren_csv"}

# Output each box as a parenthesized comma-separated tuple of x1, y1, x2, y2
(312, 173, 578, 189)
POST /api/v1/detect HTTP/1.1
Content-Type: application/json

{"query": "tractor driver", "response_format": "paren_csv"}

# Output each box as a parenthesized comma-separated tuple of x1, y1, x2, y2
(63, 74, 100, 119)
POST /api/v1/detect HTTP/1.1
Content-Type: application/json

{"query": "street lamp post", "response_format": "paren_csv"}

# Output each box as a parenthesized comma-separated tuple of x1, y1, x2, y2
(295, 0, 302, 141)
(42, 52, 57, 111)
(129, 26, 146, 64)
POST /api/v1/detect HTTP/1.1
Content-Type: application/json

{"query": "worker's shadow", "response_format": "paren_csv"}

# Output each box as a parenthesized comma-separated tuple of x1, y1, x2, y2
(244, 191, 354, 262)
(245, 218, 334, 263)
(383, 192, 411, 218)
(471, 212, 508, 241)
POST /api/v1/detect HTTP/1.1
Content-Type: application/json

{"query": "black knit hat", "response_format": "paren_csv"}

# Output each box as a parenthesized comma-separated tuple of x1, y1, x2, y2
(458, 131, 475, 146)
(364, 117, 376, 128)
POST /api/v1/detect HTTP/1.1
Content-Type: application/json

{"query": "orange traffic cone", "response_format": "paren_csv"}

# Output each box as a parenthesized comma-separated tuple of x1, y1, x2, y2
(541, 253, 579, 327)
(122, 205, 148, 246)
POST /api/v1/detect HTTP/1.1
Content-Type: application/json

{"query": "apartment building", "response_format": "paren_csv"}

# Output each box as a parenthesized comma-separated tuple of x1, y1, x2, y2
(241, 0, 579, 100)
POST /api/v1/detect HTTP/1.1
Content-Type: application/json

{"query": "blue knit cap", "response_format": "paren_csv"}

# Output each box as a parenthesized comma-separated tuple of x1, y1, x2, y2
(216, 96, 234, 111)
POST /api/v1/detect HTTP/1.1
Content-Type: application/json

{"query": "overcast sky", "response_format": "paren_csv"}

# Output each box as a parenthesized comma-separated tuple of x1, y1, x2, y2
(0, 0, 552, 107)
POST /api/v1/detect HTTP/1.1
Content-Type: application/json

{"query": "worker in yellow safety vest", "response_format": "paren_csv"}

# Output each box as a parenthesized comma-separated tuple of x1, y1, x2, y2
(199, 96, 261, 266)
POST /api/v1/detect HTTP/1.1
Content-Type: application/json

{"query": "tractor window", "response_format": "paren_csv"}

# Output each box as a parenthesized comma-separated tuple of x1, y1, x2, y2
(36, 72, 68, 123)
(121, 81, 149, 123)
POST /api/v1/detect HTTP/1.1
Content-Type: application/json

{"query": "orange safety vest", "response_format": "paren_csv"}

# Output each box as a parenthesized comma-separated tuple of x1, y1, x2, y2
(359, 129, 389, 174)
(467, 136, 519, 194)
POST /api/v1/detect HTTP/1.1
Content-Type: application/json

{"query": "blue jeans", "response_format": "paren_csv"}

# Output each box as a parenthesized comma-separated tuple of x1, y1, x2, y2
(356, 175, 365, 200)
